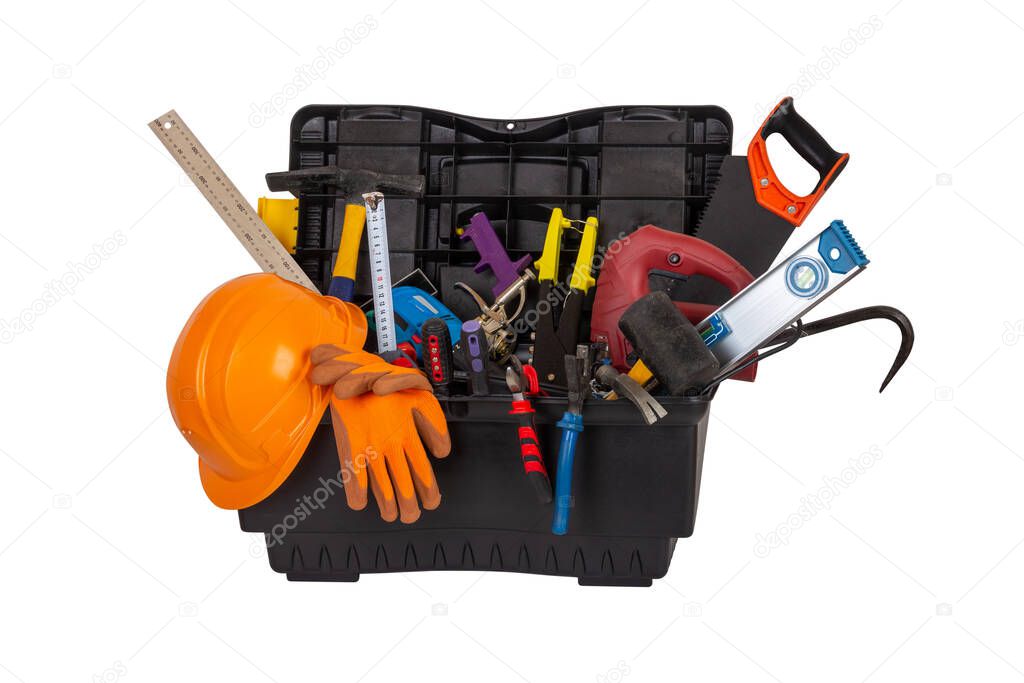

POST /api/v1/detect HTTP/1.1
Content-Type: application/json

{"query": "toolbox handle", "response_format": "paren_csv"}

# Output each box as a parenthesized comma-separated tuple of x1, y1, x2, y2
(747, 97, 849, 226)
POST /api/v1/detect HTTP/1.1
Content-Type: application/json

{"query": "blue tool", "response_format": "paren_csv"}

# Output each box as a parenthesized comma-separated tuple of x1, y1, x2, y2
(697, 220, 868, 374)
(551, 345, 592, 535)
(367, 286, 461, 357)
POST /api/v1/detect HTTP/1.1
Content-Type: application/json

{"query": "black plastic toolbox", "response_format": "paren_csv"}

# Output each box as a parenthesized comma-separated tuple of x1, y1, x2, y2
(239, 104, 734, 586)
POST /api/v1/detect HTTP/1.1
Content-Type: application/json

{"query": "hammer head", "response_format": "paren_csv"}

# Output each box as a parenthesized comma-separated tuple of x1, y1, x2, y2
(266, 166, 425, 201)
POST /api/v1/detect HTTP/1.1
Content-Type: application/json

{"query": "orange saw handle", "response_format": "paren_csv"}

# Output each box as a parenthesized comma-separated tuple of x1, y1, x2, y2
(748, 97, 849, 226)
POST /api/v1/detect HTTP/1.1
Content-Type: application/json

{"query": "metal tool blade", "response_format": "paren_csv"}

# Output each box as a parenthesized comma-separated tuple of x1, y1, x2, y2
(505, 365, 523, 398)
(684, 155, 797, 304)
(363, 192, 396, 353)
(595, 365, 667, 425)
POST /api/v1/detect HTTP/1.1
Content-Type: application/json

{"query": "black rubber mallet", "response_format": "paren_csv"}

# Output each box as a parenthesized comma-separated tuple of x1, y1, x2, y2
(618, 291, 721, 395)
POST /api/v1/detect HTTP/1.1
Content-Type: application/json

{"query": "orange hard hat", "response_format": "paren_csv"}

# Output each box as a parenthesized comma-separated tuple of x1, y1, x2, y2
(167, 274, 367, 509)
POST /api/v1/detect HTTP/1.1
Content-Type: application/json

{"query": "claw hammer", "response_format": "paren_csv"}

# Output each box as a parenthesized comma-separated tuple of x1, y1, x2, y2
(266, 166, 425, 301)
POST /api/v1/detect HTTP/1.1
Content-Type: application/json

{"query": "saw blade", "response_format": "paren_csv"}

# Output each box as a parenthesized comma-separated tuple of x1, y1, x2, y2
(687, 155, 797, 304)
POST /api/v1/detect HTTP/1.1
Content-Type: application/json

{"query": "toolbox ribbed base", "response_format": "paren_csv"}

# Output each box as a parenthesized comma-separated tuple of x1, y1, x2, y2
(240, 395, 708, 586)
(270, 531, 677, 586)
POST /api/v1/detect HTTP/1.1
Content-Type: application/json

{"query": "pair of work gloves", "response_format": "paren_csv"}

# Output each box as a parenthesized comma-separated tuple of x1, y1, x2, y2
(310, 344, 451, 524)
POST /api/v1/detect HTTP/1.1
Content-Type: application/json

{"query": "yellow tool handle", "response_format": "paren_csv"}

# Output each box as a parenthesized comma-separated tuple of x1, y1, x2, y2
(627, 360, 654, 386)
(333, 203, 366, 280)
(257, 197, 299, 253)
(535, 208, 569, 282)
(604, 360, 654, 401)
(569, 216, 598, 293)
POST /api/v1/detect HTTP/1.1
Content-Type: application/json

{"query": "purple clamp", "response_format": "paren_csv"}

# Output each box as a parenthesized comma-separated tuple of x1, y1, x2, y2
(460, 212, 532, 298)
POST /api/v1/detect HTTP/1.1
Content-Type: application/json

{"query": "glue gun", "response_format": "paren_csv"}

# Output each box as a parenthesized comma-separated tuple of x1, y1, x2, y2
(459, 212, 532, 298)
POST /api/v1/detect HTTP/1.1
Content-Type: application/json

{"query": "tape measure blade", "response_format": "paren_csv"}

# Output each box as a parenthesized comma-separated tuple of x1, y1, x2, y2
(148, 110, 318, 292)
(364, 196, 396, 352)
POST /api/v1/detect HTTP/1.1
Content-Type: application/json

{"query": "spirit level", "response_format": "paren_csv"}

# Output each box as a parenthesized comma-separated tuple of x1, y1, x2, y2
(698, 220, 868, 372)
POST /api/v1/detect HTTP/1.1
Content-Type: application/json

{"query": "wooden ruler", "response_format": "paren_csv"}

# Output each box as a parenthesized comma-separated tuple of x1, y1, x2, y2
(148, 110, 318, 292)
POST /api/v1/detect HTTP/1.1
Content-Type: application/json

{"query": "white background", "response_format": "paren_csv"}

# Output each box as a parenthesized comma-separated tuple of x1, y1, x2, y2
(1, 1, 1022, 681)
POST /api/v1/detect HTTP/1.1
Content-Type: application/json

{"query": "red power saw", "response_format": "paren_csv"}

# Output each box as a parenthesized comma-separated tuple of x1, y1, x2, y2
(590, 225, 758, 382)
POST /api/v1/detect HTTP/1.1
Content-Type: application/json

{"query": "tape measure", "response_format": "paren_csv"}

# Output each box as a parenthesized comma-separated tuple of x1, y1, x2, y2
(363, 192, 396, 353)
(148, 110, 317, 292)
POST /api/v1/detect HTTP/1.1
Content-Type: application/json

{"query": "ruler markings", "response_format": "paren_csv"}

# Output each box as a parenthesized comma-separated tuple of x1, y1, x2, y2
(148, 110, 317, 291)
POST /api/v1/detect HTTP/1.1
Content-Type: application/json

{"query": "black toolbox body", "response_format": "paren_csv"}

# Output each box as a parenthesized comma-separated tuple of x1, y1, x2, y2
(239, 104, 733, 586)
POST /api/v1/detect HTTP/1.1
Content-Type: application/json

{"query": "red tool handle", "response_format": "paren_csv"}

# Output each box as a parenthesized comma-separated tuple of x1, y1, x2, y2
(421, 319, 453, 395)
(509, 399, 553, 503)
(748, 97, 849, 226)
(590, 225, 753, 371)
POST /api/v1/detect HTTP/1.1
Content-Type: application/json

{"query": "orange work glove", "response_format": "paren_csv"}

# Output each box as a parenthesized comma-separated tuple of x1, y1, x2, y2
(310, 343, 451, 523)
(310, 344, 430, 398)
(328, 391, 451, 523)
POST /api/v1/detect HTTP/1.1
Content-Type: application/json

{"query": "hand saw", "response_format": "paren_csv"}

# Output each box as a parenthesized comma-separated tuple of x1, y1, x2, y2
(684, 97, 848, 305)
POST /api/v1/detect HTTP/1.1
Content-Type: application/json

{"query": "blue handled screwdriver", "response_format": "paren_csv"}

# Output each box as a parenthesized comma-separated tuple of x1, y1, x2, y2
(551, 344, 592, 535)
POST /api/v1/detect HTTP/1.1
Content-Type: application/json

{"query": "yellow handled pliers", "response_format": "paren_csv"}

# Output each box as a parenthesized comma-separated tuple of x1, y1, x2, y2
(530, 209, 598, 385)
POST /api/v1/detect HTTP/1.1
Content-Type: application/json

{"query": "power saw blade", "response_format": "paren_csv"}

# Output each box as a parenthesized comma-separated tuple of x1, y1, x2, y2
(686, 97, 848, 305)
